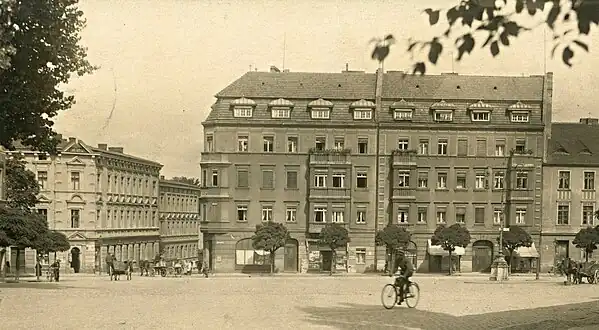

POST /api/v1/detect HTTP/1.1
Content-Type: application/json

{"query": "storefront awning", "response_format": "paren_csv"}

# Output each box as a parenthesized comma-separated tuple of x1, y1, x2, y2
(427, 239, 465, 256)
(515, 243, 539, 258)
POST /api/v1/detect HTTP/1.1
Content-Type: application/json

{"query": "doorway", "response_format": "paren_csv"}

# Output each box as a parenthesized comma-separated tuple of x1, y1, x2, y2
(472, 240, 494, 273)
(321, 251, 333, 272)
(283, 239, 299, 272)
(71, 247, 81, 273)
(555, 240, 569, 266)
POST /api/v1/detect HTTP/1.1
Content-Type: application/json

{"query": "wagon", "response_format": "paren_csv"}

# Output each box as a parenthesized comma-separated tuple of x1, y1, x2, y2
(153, 260, 183, 277)
(577, 261, 599, 284)
(111, 261, 132, 281)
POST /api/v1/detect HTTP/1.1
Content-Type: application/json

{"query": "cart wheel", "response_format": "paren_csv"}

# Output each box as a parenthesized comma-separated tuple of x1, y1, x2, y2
(161, 269, 167, 277)
(589, 275, 595, 284)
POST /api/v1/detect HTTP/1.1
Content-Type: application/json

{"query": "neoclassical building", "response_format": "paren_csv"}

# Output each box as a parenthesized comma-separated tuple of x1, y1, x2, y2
(12, 137, 162, 273)
(158, 177, 201, 262)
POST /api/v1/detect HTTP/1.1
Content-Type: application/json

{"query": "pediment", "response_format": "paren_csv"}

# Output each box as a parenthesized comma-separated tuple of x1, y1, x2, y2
(67, 231, 88, 241)
(37, 194, 52, 203)
(63, 141, 93, 154)
(66, 156, 86, 166)
(67, 194, 86, 204)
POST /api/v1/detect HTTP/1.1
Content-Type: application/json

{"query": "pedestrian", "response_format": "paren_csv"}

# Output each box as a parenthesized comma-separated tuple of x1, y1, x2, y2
(35, 259, 42, 281)
(105, 252, 114, 276)
(51, 259, 61, 282)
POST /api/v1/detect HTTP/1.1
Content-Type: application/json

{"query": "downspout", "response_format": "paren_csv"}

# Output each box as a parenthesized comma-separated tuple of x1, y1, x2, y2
(373, 66, 384, 271)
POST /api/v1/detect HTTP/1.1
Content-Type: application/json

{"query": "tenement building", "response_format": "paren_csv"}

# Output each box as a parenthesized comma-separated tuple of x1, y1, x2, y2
(542, 118, 599, 270)
(158, 177, 201, 262)
(200, 67, 553, 273)
(12, 137, 162, 273)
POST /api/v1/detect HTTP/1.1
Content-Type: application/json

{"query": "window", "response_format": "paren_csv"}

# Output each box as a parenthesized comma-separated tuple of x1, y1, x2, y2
(358, 139, 368, 154)
(286, 170, 298, 189)
(515, 171, 528, 189)
(211, 170, 219, 187)
(262, 170, 274, 189)
(397, 208, 408, 223)
(471, 111, 490, 122)
(356, 209, 366, 224)
(206, 135, 214, 152)
(237, 206, 248, 221)
(37, 171, 48, 190)
(271, 108, 291, 118)
(37, 208, 48, 221)
(332, 173, 345, 188)
(356, 172, 368, 188)
(235, 239, 270, 266)
(457, 139, 468, 156)
(493, 208, 502, 225)
(436, 210, 446, 224)
(515, 207, 526, 224)
(70, 209, 80, 228)
(582, 204, 594, 225)
(557, 204, 570, 225)
(495, 140, 505, 156)
(314, 173, 327, 188)
(314, 207, 327, 222)
(437, 172, 447, 189)
(455, 208, 465, 224)
(287, 137, 298, 153)
(311, 109, 330, 119)
(263, 136, 274, 152)
(558, 171, 571, 189)
(237, 169, 249, 188)
(233, 107, 253, 118)
(356, 248, 366, 264)
(261, 206, 273, 222)
(417, 208, 427, 223)
(70, 172, 81, 190)
(515, 139, 526, 154)
(397, 139, 409, 150)
(494, 172, 505, 189)
(474, 207, 485, 224)
(434, 110, 453, 122)
(353, 109, 372, 119)
(285, 207, 297, 222)
(394, 110, 412, 120)
(437, 139, 448, 155)
(475, 173, 486, 190)
(415, 172, 427, 188)
(237, 136, 249, 152)
(418, 140, 429, 155)
(456, 172, 466, 189)
(511, 112, 529, 123)
(584, 172, 595, 190)
(397, 171, 410, 188)
(332, 210, 344, 223)
(315, 137, 326, 151)
(334, 137, 345, 150)
(476, 139, 487, 156)
(38, 153, 48, 161)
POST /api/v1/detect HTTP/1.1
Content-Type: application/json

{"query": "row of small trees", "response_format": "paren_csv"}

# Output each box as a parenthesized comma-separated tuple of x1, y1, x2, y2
(0, 155, 70, 281)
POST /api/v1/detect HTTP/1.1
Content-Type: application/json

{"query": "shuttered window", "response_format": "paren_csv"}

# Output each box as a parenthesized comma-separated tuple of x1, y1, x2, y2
(262, 170, 274, 189)
(457, 139, 468, 156)
(476, 139, 487, 156)
(237, 169, 249, 188)
(286, 171, 298, 189)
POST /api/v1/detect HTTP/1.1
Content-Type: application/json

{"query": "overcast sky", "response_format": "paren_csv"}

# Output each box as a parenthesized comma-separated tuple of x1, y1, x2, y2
(54, 0, 598, 177)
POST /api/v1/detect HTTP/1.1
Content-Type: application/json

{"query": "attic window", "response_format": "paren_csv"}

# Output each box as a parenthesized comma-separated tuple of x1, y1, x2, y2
(311, 108, 330, 119)
(233, 106, 253, 118)
(456, 85, 461, 89)
(434, 110, 453, 122)
(353, 109, 373, 120)
(511, 111, 529, 123)
(271, 107, 291, 118)
(493, 86, 498, 90)
(394, 110, 413, 121)
(471, 111, 490, 122)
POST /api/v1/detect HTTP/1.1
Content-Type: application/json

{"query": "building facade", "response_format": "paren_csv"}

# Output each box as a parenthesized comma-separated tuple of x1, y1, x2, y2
(12, 137, 162, 273)
(158, 177, 201, 262)
(542, 118, 599, 270)
(200, 68, 553, 273)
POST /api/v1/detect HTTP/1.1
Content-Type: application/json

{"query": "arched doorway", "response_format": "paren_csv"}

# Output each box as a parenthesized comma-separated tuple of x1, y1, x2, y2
(71, 247, 81, 273)
(284, 239, 299, 272)
(472, 240, 494, 273)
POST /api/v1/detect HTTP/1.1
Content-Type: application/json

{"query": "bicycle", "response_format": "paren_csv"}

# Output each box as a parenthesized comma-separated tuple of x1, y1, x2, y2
(381, 274, 420, 309)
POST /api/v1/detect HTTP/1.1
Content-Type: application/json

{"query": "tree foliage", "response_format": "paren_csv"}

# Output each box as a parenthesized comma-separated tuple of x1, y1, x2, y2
(0, 0, 16, 71)
(573, 226, 599, 262)
(376, 224, 411, 274)
(431, 223, 472, 252)
(0, 207, 47, 249)
(0, 0, 95, 152)
(5, 155, 38, 211)
(318, 223, 350, 275)
(251, 221, 291, 273)
(170, 176, 201, 186)
(33, 230, 70, 253)
(500, 226, 533, 267)
(373, 0, 599, 74)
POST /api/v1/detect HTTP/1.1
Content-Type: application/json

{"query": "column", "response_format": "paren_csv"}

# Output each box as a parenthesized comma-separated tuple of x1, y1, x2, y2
(128, 244, 134, 260)
(133, 244, 139, 262)
(122, 245, 128, 261)
(141, 243, 146, 260)
(108, 245, 114, 255)
(115, 245, 122, 261)
(101, 245, 108, 273)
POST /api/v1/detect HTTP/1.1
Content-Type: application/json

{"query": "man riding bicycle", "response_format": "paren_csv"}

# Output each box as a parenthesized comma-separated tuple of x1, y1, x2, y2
(392, 250, 414, 305)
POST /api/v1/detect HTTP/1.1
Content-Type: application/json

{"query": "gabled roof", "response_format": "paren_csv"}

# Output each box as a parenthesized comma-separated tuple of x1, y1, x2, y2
(390, 99, 416, 109)
(268, 98, 294, 107)
(350, 99, 376, 108)
(308, 98, 334, 108)
(468, 100, 493, 110)
(547, 123, 599, 166)
(430, 100, 456, 110)
(507, 101, 534, 111)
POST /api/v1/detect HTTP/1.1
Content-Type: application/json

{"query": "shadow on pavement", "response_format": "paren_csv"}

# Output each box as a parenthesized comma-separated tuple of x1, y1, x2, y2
(0, 281, 74, 289)
(299, 300, 599, 330)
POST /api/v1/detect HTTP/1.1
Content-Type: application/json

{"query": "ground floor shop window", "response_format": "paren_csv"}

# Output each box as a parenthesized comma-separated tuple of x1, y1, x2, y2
(235, 238, 270, 265)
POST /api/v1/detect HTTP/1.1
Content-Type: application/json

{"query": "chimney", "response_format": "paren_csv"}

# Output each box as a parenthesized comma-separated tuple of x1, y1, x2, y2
(283, 69, 290, 73)
(68, 137, 76, 143)
(270, 65, 280, 73)
(160, 175, 165, 180)
(97, 143, 108, 150)
(542, 72, 553, 164)
(345, 63, 349, 71)
(108, 147, 124, 153)
(580, 118, 599, 125)
(55, 134, 63, 141)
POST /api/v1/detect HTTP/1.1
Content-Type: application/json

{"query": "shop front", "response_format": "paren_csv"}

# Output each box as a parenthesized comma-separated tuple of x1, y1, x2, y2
(426, 239, 465, 273)
(307, 240, 347, 273)
(512, 243, 540, 273)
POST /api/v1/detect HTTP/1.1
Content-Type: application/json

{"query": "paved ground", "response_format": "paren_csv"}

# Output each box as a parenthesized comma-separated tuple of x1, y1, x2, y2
(1, 273, 599, 330)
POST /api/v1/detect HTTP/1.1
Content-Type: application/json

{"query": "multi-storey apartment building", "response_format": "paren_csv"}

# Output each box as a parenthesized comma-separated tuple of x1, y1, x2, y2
(12, 137, 162, 273)
(158, 177, 201, 261)
(542, 118, 599, 270)
(200, 67, 553, 273)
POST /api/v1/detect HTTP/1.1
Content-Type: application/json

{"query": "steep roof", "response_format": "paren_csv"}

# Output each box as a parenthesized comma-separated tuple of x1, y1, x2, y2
(547, 122, 599, 166)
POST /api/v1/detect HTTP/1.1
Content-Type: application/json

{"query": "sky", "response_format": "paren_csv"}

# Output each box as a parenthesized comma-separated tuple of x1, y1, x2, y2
(54, 0, 599, 178)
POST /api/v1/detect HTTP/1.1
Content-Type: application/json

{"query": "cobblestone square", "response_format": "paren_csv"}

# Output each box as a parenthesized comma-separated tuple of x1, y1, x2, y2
(2, 274, 599, 329)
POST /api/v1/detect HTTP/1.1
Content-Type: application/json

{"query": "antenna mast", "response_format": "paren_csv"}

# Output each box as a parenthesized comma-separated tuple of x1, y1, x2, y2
(282, 32, 286, 71)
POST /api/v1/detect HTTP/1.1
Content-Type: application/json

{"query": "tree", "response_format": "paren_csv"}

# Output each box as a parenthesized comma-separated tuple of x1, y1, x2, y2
(372, 1, 599, 74)
(32, 230, 70, 255)
(4, 155, 39, 211)
(170, 176, 201, 186)
(0, 0, 95, 152)
(251, 221, 291, 274)
(375, 224, 412, 274)
(317, 223, 350, 275)
(573, 226, 599, 262)
(0, 0, 17, 71)
(500, 226, 533, 270)
(431, 223, 471, 275)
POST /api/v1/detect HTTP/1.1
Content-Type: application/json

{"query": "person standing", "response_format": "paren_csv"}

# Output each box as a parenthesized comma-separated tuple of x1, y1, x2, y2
(105, 252, 114, 276)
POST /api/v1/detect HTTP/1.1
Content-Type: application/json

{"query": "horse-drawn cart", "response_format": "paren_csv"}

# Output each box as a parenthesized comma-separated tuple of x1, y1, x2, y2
(153, 259, 183, 277)
(577, 261, 599, 284)
(111, 260, 132, 281)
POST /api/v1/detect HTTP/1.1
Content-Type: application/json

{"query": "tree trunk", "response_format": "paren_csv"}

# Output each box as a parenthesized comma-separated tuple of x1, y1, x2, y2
(0, 248, 5, 282)
(448, 250, 453, 276)
(389, 248, 395, 276)
(270, 251, 275, 274)
(586, 248, 590, 262)
(508, 250, 514, 275)
(330, 250, 336, 276)
(14, 247, 20, 282)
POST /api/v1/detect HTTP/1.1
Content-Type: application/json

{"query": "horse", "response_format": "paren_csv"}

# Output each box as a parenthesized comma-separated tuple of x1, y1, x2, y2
(110, 260, 132, 281)
(560, 258, 580, 284)
(139, 259, 154, 276)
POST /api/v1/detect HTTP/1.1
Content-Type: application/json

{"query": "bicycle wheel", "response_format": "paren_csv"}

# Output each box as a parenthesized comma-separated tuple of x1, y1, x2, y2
(405, 282, 420, 308)
(381, 284, 398, 309)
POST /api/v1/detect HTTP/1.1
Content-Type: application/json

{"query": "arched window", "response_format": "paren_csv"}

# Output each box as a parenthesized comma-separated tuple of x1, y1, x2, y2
(235, 239, 270, 265)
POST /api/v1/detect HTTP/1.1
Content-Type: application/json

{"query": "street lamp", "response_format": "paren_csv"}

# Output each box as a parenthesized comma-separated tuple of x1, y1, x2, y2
(490, 150, 514, 281)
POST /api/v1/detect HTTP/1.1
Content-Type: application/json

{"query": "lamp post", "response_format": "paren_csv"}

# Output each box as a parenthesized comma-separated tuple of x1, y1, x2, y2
(490, 150, 514, 281)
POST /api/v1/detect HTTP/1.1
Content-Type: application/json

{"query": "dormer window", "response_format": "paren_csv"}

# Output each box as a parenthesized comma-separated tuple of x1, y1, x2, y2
(350, 99, 375, 121)
(234, 106, 253, 118)
(311, 108, 330, 119)
(511, 112, 529, 123)
(390, 99, 416, 121)
(394, 110, 413, 121)
(269, 98, 293, 119)
(507, 101, 532, 123)
(468, 100, 493, 122)
(434, 110, 453, 122)
(471, 111, 490, 122)
(431, 100, 456, 122)
(353, 109, 372, 120)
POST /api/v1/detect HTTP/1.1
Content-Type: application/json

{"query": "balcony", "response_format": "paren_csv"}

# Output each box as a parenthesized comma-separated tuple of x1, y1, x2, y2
(557, 190, 571, 201)
(582, 190, 596, 201)
(509, 189, 533, 200)
(309, 188, 350, 200)
(201, 187, 230, 198)
(309, 149, 351, 165)
(392, 150, 417, 167)
(308, 221, 348, 234)
(392, 188, 416, 201)
(200, 152, 231, 165)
